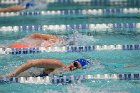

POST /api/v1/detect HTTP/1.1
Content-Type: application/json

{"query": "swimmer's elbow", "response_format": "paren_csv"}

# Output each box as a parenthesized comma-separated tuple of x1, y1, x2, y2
(29, 33, 42, 38)
(26, 59, 44, 67)
(26, 60, 34, 67)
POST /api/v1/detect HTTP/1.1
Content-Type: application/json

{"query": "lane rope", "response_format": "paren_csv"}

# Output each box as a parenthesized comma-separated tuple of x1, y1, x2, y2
(0, 0, 140, 6)
(0, 44, 139, 55)
(0, 23, 139, 33)
(0, 73, 140, 84)
(0, 8, 140, 17)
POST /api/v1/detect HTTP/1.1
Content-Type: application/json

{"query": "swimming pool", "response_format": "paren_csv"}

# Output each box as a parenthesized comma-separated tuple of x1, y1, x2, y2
(0, 0, 140, 93)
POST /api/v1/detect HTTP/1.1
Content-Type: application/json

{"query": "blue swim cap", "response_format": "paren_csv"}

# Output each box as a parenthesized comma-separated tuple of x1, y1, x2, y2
(73, 58, 90, 67)
(25, 0, 35, 9)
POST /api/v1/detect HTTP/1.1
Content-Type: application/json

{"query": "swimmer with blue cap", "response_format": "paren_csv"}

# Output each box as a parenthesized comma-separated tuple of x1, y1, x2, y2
(0, 58, 90, 78)
(0, 0, 46, 12)
(68, 58, 90, 71)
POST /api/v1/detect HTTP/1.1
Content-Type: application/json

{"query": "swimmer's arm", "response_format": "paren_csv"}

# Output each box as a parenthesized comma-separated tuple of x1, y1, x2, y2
(7, 59, 47, 77)
(28, 33, 60, 42)
(7, 59, 65, 77)
(0, 5, 25, 12)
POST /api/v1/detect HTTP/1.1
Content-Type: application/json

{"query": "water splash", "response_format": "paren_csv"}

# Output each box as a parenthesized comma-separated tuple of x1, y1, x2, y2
(93, 81, 132, 93)
(33, 0, 48, 10)
(44, 90, 60, 93)
(88, 59, 104, 70)
(66, 84, 92, 93)
(59, 32, 96, 46)
(21, 0, 47, 10)
(43, 83, 130, 93)
(69, 32, 96, 46)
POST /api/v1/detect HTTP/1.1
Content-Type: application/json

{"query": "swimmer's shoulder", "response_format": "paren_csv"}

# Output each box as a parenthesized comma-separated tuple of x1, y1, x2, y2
(33, 59, 66, 67)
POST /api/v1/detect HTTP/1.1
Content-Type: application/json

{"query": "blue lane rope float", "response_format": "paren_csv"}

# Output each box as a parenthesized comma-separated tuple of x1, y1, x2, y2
(0, 8, 140, 17)
(1, 0, 140, 6)
(0, 23, 139, 33)
(0, 44, 140, 55)
(0, 73, 140, 84)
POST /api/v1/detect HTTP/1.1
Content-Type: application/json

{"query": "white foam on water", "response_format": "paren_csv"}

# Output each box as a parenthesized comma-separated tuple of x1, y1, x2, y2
(54, 32, 96, 47)
(65, 32, 96, 46)
(81, 59, 104, 73)
(33, 0, 48, 10)
(21, 0, 48, 10)
(72, 32, 96, 46)
(92, 80, 132, 93)
(43, 83, 130, 93)
(67, 84, 92, 93)
(43, 90, 60, 93)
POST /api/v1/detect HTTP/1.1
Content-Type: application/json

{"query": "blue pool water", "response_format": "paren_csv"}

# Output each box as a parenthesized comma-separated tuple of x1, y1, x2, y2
(0, 0, 140, 93)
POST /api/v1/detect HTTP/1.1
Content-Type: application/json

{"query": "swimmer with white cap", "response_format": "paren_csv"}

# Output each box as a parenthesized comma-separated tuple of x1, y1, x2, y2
(0, 58, 90, 77)
(0, 0, 47, 12)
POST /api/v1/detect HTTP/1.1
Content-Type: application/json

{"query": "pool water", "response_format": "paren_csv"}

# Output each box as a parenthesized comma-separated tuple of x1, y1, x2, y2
(0, 0, 140, 93)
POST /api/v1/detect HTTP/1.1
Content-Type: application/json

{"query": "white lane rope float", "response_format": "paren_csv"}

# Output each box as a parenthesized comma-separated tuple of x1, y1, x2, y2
(0, 0, 140, 6)
(0, 8, 140, 17)
(0, 23, 139, 33)
(0, 73, 140, 84)
(0, 44, 139, 55)
(0, 0, 19, 4)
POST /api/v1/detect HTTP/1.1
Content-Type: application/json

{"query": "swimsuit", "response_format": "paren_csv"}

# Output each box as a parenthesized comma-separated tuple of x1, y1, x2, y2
(37, 71, 48, 77)
(10, 43, 29, 48)
(17, 68, 48, 77)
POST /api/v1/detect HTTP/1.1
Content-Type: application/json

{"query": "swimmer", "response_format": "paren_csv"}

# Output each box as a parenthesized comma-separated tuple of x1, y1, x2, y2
(1, 33, 60, 48)
(0, 32, 94, 48)
(0, 58, 90, 77)
(0, 0, 47, 12)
